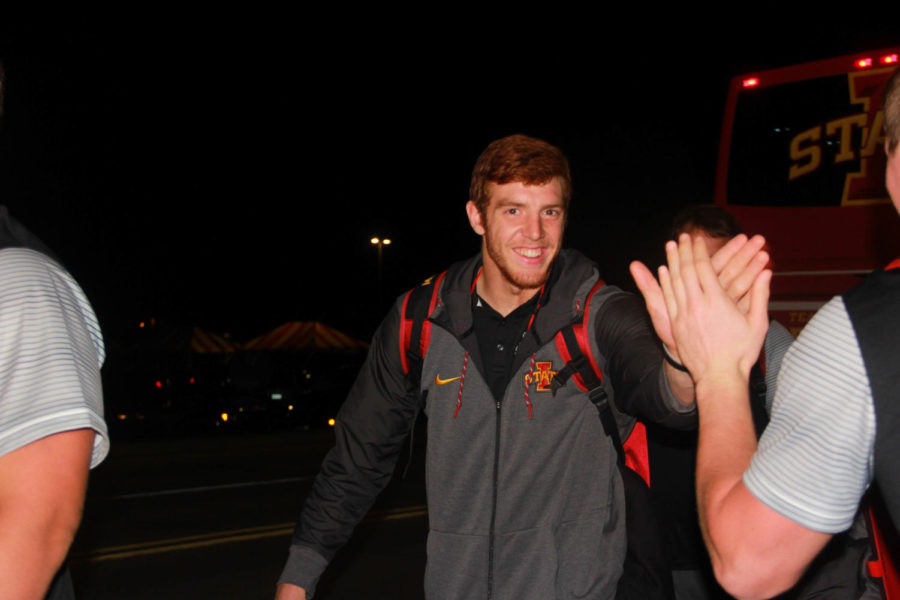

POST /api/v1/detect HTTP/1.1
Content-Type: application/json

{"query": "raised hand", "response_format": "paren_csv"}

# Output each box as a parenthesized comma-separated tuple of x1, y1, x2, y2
(658, 234, 771, 384)
(630, 233, 769, 364)
(709, 234, 770, 314)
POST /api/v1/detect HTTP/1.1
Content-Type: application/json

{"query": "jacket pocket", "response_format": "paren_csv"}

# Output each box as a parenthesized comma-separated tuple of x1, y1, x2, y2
(554, 506, 625, 600)
(424, 529, 489, 600)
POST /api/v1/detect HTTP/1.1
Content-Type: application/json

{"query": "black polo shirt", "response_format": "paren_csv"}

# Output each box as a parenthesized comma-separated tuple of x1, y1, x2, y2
(473, 292, 538, 402)
(471, 262, 560, 401)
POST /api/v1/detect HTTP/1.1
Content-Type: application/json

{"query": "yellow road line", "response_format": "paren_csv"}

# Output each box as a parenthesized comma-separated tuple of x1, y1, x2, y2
(72, 505, 428, 563)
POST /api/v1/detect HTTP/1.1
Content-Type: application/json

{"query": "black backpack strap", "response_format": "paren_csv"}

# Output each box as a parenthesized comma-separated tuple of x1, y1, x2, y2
(589, 382, 625, 468)
(749, 359, 769, 439)
(552, 321, 625, 466)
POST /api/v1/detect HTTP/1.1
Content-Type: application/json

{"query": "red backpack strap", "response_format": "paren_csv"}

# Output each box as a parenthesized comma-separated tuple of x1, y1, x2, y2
(399, 271, 446, 382)
(551, 279, 651, 486)
(575, 279, 607, 382)
(551, 280, 606, 392)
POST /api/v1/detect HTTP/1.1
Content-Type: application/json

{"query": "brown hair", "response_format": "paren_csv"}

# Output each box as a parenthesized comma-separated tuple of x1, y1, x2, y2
(670, 204, 743, 240)
(469, 134, 572, 215)
(884, 65, 900, 154)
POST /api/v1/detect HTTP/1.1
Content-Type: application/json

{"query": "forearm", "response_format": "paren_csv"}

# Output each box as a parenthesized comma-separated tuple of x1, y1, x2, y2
(594, 292, 695, 428)
(277, 540, 330, 594)
(695, 377, 756, 566)
(0, 429, 92, 600)
(0, 510, 80, 599)
(695, 377, 825, 599)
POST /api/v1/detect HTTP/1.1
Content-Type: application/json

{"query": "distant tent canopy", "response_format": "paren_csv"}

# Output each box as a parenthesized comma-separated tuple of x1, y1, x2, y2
(244, 321, 369, 351)
(190, 327, 240, 354)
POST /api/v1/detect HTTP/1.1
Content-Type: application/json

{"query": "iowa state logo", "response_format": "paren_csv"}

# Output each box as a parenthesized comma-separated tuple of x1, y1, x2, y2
(524, 361, 557, 392)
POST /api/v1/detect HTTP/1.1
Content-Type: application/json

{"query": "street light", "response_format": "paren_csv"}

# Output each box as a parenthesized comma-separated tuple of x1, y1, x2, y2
(371, 237, 392, 307)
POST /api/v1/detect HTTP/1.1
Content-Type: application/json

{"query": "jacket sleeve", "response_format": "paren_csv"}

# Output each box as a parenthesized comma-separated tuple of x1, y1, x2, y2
(591, 289, 696, 431)
(278, 298, 420, 595)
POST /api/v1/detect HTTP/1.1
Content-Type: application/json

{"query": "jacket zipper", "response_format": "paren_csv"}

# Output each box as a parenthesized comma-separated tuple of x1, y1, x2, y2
(487, 397, 501, 599)
(487, 329, 531, 598)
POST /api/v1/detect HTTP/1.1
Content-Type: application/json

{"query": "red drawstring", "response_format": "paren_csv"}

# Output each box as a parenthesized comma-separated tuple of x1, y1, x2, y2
(469, 267, 546, 421)
(524, 354, 535, 420)
(453, 351, 468, 418)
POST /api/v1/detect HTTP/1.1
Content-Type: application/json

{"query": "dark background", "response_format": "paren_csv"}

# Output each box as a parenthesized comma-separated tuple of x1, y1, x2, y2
(0, 19, 896, 599)
(0, 20, 896, 347)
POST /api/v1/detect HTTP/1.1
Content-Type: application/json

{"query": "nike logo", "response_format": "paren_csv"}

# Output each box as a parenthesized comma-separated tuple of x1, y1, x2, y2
(435, 374, 462, 385)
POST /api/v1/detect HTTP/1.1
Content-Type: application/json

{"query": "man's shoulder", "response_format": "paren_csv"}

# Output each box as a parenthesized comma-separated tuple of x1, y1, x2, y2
(792, 296, 852, 353)
(0, 247, 104, 362)
(842, 266, 900, 328)
(0, 248, 78, 305)
(397, 254, 480, 302)
(0, 246, 61, 273)
(554, 249, 632, 303)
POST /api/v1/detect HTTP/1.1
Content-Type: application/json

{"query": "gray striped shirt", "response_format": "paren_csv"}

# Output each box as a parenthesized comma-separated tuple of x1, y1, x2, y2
(0, 248, 108, 467)
(744, 296, 874, 533)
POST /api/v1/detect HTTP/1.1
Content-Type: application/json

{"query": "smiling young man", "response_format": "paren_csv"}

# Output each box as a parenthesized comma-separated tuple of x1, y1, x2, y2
(276, 134, 709, 600)
(465, 178, 564, 315)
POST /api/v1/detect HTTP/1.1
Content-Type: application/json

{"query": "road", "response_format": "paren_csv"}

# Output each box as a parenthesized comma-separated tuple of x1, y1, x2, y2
(69, 426, 428, 599)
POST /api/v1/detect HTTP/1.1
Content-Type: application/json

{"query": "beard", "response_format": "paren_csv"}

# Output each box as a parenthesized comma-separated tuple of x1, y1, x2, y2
(483, 227, 557, 291)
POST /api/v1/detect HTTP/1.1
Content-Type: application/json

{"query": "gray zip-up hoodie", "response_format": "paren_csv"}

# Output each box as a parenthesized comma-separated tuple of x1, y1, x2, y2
(279, 250, 695, 599)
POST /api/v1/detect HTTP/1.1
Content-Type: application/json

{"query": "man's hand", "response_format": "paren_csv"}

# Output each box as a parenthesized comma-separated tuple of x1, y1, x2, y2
(275, 583, 307, 599)
(657, 234, 771, 384)
(708, 234, 770, 314)
(630, 257, 676, 352)
(630, 233, 769, 366)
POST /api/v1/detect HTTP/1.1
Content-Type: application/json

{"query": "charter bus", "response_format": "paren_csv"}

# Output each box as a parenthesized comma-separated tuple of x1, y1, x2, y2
(714, 47, 900, 335)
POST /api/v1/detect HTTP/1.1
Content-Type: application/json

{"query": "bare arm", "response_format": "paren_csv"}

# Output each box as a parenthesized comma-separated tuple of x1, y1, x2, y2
(636, 235, 830, 599)
(0, 428, 94, 600)
(693, 377, 830, 599)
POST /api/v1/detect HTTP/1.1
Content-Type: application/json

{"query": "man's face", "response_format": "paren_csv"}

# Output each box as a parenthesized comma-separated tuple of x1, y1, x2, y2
(466, 178, 565, 293)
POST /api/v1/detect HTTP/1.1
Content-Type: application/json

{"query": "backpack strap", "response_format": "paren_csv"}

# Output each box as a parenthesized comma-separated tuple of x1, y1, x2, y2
(551, 279, 606, 393)
(866, 490, 900, 599)
(399, 271, 446, 386)
(749, 353, 769, 438)
(548, 281, 652, 486)
(397, 271, 446, 479)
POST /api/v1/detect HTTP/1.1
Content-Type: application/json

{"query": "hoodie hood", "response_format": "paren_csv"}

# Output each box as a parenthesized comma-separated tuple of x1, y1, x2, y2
(429, 248, 601, 380)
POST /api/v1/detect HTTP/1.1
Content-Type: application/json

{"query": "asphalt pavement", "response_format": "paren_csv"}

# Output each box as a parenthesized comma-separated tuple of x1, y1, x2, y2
(69, 427, 428, 599)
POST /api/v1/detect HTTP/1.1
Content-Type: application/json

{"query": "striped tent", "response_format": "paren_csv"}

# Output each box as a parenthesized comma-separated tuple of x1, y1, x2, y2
(244, 321, 368, 351)
(190, 327, 240, 354)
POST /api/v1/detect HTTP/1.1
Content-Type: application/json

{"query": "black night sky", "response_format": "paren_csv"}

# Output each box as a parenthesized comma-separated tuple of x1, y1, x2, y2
(0, 21, 896, 349)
